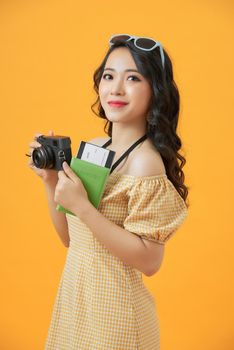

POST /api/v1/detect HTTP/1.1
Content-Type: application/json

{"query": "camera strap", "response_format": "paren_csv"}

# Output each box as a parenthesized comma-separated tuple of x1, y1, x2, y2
(102, 134, 148, 174)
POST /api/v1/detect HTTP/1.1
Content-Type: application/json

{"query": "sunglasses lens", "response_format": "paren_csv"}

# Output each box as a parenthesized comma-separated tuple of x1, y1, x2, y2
(135, 38, 156, 49)
(110, 35, 131, 45)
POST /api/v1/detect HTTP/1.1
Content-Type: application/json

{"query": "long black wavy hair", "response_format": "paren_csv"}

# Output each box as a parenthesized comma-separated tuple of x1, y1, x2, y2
(91, 39, 189, 207)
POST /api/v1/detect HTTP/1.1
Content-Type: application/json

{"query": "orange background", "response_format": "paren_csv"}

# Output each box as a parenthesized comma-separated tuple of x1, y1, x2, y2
(0, 1, 233, 349)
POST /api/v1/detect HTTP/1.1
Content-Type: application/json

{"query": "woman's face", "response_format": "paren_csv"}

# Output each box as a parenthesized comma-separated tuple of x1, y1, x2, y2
(98, 47, 152, 124)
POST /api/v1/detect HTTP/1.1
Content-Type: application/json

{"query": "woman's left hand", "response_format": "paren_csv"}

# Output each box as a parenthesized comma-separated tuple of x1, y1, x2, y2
(55, 161, 89, 215)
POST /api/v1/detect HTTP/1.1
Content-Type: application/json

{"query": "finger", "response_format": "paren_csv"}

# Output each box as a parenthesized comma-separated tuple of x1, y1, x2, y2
(29, 147, 34, 153)
(27, 144, 38, 158)
(28, 154, 35, 164)
(62, 162, 79, 183)
(27, 147, 33, 155)
(48, 130, 54, 136)
(34, 133, 43, 140)
(29, 141, 41, 148)
(28, 160, 35, 168)
(58, 170, 67, 180)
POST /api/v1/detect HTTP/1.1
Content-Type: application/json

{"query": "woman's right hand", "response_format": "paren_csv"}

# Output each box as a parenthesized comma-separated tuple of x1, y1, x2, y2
(27, 130, 58, 184)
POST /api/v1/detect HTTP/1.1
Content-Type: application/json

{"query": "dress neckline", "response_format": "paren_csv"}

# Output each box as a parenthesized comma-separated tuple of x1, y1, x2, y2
(108, 171, 167, 180)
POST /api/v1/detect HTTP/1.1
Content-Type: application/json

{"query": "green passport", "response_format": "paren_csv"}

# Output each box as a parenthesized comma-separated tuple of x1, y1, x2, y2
(56, 157, 112, 216)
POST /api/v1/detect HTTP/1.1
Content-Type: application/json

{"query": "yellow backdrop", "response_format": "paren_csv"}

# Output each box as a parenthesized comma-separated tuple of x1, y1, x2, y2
(0, 0, 233, 349)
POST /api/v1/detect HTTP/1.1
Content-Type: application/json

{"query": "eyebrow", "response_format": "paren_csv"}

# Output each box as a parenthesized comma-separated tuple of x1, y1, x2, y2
(103, 68, 140, 73)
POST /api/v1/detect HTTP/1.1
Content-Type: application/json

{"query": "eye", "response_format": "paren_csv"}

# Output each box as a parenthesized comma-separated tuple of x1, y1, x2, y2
(127, 75, 140, 81)
(102, 73, 112, 80)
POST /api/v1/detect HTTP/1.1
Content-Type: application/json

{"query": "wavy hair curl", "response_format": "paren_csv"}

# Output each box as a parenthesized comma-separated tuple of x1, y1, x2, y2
(91, 40, 189, 207)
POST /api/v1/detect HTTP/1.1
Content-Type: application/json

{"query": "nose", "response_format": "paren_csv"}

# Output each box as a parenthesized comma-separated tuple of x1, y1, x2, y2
(110, 77, 125, 95)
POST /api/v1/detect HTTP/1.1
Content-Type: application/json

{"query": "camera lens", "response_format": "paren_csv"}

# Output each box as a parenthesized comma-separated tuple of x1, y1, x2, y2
(32, 146, 55, 169)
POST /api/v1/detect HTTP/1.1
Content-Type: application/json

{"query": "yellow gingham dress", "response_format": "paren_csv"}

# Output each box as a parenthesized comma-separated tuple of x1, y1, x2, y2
(45, 172, 188, 349)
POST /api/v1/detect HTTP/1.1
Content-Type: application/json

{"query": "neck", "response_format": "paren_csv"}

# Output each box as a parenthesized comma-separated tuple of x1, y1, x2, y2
(110, 120, 147, 148)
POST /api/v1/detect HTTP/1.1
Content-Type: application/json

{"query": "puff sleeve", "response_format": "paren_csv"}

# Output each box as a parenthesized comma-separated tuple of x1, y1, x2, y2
(123, 175, 188, 245)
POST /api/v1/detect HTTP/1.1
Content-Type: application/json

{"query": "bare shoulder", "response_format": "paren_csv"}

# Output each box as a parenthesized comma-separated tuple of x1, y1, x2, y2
(127, 140, 166, 177)
(87, 136, 110, 147)
(87, 136, 166, 178)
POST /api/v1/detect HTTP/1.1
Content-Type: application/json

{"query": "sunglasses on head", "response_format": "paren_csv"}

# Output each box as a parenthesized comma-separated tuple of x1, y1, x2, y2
(109, 34, 165, 70)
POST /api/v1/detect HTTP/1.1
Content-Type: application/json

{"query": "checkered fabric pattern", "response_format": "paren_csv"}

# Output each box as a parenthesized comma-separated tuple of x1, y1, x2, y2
(45, 172, 188, 349)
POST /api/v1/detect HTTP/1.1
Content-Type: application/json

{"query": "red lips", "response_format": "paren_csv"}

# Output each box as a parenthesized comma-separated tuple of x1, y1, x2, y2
(108, 100, 128, 106)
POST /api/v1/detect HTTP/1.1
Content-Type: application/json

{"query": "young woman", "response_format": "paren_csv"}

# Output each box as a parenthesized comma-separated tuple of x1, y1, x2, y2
(28, 34, 189, 349)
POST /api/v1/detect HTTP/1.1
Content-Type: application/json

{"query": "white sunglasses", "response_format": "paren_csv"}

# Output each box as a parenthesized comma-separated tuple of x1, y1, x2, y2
(109, 34, 165, 69)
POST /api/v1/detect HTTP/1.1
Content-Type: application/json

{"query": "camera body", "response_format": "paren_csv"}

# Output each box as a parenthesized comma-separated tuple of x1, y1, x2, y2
(32, 135, 72, 171)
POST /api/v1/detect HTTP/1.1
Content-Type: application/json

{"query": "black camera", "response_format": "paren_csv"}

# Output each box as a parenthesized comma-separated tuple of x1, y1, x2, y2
(32, 135, 72, 171)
